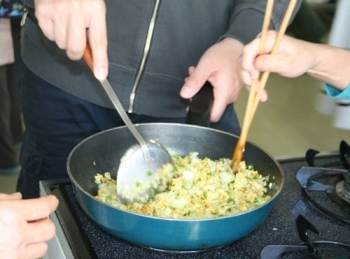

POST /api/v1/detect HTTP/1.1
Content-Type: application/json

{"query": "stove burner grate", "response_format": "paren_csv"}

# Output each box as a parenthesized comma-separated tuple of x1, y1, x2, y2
(296, 167, 350, 224)
(260, 215, 350, 259)
(305, 140, 350, 169)
(299, 141, 350, 224)
(261, 241, 350, 259)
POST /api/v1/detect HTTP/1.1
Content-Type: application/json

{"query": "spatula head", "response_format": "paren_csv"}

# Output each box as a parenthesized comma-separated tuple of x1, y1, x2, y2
(116, 141, 173, 204)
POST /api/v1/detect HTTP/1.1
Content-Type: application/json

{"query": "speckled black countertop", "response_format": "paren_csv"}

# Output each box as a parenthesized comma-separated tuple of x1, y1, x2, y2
(45, 154, 350, 259)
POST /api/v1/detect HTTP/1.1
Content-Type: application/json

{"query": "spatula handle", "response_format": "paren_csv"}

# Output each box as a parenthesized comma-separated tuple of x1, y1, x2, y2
(82, 42, 150, 160)
(83, 42, 94, 71)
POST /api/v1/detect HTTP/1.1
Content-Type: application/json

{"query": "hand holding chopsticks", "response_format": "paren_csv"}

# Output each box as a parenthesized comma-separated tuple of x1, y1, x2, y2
(232, 0, 298, 172)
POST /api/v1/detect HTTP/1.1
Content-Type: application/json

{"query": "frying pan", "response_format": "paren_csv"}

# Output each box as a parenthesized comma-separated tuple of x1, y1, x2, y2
(66, 85, 284, 251)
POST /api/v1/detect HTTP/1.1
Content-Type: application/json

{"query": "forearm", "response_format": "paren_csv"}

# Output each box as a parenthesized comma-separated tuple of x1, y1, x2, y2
(306, 43, 350, 90)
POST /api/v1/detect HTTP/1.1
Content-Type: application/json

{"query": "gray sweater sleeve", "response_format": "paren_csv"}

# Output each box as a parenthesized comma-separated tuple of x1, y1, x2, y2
(220, 0, 302, 44)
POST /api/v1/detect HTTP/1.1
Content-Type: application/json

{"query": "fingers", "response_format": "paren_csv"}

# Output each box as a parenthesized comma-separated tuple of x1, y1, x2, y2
(0, 195, 58, 259)
(188, 66, 195, 75)
(25, 218, 56, 243)
(182, 65, 225, 122)
(210, 88, 230, 122)
(180, 64, 211, 99)
(240, 31, 278, 86)
(0, 192, 22, 201)
(34, 0, 108, 78)
(244, 80, 269, 103)
(22, 195, 59, 222)
(52, 13, 69, 50)
(66, 15, 87, 60)
(259, 89, 268, 102)
(240, 38, 265, 86)
(241, 40, 261, 73)
(183, 66, 195, 83)
(18, 242, 49, 259)
(87, 3, 108, 81)
(35, 1, 54, 41)
(247, 87, 269, 103)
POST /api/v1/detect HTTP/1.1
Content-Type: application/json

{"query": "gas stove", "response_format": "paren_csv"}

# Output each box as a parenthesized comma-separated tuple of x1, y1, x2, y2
(40, 141, 350, 259)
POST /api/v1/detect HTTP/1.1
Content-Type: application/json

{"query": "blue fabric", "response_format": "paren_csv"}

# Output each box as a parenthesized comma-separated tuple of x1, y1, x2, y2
(0, 0, 23, 18)
(325, 83, 350, 100)
(17, 61, 241, 198)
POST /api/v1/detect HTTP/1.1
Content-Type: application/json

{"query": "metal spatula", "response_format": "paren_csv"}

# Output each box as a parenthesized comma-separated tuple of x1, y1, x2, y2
(83, 43, 173, 205)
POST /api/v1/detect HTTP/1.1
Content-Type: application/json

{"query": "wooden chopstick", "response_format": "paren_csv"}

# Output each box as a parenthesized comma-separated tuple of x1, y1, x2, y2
(243, 0, 275, 130)
(231, 0, 276, 171)
(232, 0, 298, 172)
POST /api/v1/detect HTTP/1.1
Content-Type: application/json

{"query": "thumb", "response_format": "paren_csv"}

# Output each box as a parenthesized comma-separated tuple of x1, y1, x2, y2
(255, 55, 279, 74)
(180, 66, 211, 99)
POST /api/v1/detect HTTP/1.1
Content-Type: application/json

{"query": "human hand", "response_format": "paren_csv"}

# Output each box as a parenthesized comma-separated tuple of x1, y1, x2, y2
(240, 30, 314, 86)
(0, 193, 59, 259)
(34, 0, 108, 80)
(180, 38, 248, 122)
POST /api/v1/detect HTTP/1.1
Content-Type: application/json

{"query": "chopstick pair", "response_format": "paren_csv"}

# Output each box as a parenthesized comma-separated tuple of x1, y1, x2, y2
(232, 0, 298, 172)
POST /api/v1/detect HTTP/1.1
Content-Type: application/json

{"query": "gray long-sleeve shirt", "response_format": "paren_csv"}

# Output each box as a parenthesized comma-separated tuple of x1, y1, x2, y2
(21, 0, 300, 117)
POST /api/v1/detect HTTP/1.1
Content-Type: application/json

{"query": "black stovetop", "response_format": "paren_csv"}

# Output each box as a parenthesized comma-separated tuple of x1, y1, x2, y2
(43, 153, 350, 259)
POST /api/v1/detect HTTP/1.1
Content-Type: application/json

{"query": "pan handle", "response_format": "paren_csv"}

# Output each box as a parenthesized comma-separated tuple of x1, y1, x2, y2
(185, 81, 213, 127)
